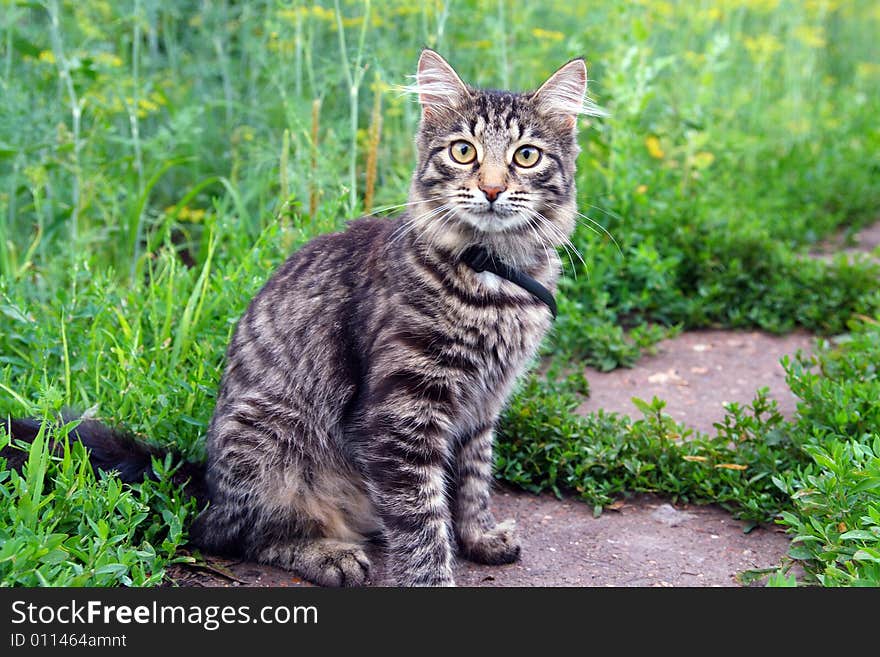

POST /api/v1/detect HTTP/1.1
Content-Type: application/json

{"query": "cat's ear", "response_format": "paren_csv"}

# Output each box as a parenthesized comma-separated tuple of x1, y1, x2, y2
(533, 58, 590, 128)
(415, 49, 469, 118)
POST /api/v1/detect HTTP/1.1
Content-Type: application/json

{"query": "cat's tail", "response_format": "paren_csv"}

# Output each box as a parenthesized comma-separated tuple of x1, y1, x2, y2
(1, 417, 208, 507)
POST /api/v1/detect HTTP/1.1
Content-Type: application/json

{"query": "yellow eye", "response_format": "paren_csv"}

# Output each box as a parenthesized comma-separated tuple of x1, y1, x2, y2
(513, 145, 541, 168)
(450, 140, 477, 164)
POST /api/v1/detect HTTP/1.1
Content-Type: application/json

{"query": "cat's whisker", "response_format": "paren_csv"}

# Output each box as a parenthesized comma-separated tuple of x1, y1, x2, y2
(507, 201, 574, 274)
(425, 207, 459, 253)
(546, 201, 623, 256)
(518, 207, 579, 278)
(389, 219, 422, 246)
(541, 223, 578, 279)
(389, 203, 453, 246)
(582, 202, 626, 226)
(573, 211, 622, 255)
(522, 216, 554, 274)
(540, 218, 585, 279)
(522, 206, 586, 271)
(366, 196, 446, 218)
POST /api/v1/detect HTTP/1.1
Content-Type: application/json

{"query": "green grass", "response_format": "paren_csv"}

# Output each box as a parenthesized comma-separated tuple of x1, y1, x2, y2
(1, 0, 879, 586)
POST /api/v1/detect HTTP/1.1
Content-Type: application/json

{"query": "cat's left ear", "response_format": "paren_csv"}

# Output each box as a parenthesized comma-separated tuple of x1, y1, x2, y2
(533, 58, 589, 128)
(415, 49, 470, 119)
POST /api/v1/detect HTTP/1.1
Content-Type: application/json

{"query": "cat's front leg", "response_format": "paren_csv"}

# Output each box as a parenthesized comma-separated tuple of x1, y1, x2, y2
(362, 408, 456, 586)
(453, 425, 521, 565)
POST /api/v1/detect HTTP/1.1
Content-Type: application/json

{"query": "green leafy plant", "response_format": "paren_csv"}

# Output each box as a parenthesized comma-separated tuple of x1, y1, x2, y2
(1, 0, 879, 587)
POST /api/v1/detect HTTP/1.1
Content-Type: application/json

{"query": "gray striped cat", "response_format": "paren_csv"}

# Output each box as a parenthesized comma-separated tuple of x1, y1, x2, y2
(190, 50, 590, 586)
(188, 50, 590, 586)
(6, 50, 592, 587)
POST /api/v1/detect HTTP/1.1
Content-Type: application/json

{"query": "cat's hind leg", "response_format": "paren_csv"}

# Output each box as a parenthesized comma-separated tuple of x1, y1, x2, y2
(249, 466, 378, 586)
(256, 538, 371, 587)
(192, 415, 378, 586)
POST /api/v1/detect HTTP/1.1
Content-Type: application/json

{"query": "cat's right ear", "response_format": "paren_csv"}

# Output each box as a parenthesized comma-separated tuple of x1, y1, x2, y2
(415, 49, 469, 119)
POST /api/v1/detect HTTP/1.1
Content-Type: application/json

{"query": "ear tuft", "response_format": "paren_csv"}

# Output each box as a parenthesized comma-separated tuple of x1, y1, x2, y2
(408, 49, 469, 118)
(533, 58, 606, 123)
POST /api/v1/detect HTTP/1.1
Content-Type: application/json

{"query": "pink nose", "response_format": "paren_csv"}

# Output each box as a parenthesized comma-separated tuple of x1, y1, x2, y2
(479, 184, 506, 202)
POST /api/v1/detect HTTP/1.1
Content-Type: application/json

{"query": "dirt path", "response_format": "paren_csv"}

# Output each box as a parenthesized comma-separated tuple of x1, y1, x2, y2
(812, 219, 880, 263)
(454, 490, 789, 587)
(168, 488, 789, 587)
(577, 330, 814, 435)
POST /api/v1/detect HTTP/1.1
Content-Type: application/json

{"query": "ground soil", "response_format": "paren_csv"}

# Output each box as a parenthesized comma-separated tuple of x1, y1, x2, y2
(577, 329, 814, 436)
(168, 220, 878, 588)
(168, 489, 790, 588)
(812, 219, 880, 262)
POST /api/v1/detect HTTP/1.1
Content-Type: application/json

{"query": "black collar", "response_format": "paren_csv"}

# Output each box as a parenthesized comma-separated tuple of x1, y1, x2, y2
(459, 246, 557, 319)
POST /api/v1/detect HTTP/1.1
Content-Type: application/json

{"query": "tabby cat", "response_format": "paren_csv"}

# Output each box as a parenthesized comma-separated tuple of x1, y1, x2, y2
(6, 50, 592, 587)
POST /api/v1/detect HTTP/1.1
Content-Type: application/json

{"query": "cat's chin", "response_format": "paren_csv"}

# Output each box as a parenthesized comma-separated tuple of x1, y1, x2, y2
(456, 210, 531, 235)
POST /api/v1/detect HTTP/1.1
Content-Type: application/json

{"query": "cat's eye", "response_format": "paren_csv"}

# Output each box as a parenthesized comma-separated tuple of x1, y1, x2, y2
(449, 140, 477, 164)
(513, 145, 541, 168)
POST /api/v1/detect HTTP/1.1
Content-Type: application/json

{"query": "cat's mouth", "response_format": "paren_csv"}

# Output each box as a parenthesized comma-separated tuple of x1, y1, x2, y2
(458, 205, 528, 233)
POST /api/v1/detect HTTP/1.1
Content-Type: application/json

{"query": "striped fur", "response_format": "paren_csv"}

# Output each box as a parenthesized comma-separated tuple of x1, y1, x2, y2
(190, 50, 587, 586)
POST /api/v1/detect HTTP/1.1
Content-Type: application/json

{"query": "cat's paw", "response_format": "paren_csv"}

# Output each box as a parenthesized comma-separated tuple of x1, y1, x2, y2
(299, 540, 372, 587)
(460, 518, 521, 565)
(398, 570, 456, 587)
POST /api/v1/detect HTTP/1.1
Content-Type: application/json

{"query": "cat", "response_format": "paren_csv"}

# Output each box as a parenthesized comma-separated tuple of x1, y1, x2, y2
(3, 49, 592, 587)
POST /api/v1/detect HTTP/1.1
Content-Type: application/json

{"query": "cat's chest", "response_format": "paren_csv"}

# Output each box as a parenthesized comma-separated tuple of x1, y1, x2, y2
(474, 271, 505, 292)
(455, 271, 551, 365)
(447, 291, 550, 424)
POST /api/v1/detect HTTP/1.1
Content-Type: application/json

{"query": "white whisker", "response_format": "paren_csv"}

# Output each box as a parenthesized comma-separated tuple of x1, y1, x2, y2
(389, 202, 452, 246)
(545, 201, 623, 256)
(366, 195, 445, 217)
(516, 205, 583, 278)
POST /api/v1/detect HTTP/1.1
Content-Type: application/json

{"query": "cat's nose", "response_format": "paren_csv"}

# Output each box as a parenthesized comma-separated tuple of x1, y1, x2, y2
(479, 184, 507, 203)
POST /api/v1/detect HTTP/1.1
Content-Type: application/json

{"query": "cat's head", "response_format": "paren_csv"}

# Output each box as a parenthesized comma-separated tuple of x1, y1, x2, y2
(407, 49, 594, 266)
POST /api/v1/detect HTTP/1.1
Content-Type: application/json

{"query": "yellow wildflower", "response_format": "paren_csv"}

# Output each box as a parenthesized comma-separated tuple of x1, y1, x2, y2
(175, 206, 207, 223)
(683, 51, 706, 66)
(856, 62, 880, 79)
(531, 28, 564, 42)
(645, 135, 665, 159)
(792, 25, 826, 49)
(277, 8, 300, 23)
(311, 6, 335, 21)
(743, 33, 783, 63)
(138, 97, 160, 114)
(94, 52, 124, 68)
(651, 1, 674, 18)
(691, 151, 715, 169)
(38, 50, 56, 65)
(741, 0, 780, 12)
(805, 0, 840, 16)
